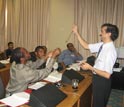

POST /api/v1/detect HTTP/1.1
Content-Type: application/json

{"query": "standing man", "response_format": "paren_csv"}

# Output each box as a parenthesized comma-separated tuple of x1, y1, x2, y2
(72, 23, 119, 107)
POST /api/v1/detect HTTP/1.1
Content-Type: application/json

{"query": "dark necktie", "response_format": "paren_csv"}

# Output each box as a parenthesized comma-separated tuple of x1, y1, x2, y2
(96, 45, 103, 58)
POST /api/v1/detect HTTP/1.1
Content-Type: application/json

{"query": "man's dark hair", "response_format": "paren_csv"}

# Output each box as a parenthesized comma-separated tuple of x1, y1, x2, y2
(10, 47, 24, 64)
(35, 46, 43, 52)
(42, 46, 47, 54)
(101, 23, 119, 41)
(35, 46, 47, 54)
(67, 43, 73, 48)
(8, 42, 13, 46)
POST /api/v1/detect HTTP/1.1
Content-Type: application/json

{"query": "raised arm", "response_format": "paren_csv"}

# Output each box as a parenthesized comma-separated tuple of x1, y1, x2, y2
(72, 25, 89, 50)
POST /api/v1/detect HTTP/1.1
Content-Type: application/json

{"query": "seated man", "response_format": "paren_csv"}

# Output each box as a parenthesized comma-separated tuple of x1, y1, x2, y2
(30, 45, 47, 62)
(30, 46, 49, 69)
(58, 43, 83, 68)
(6, 47, 60, 96)
(5, 42, 14, 59)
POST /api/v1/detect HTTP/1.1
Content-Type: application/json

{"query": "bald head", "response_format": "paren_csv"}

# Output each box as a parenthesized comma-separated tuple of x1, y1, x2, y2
(10, 47, 30, 64)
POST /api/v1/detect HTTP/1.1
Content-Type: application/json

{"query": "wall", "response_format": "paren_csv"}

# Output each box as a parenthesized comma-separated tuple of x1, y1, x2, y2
(48, 0, 74, 51)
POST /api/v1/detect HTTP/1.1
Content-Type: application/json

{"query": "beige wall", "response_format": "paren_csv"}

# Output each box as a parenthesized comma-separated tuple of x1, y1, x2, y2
(48, 0, 74, 51)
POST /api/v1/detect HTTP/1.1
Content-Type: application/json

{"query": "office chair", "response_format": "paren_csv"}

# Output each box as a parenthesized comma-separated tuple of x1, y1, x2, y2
(0, 77, 4, 99)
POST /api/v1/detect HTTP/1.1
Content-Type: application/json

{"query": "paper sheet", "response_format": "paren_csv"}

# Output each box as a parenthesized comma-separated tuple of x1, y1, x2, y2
(0, 60, 9, 64)
(113, 68, 122, 72)
(0, 92, 30, 107)
(43, 70, 62, 83)
(66, 63, 80, 71)
(28, 82, 47, 90)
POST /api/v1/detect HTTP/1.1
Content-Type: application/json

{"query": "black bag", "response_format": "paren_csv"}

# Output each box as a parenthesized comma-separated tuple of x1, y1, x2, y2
(28, 83, 67, 107)
(86, 55, 96, 66)
(61, 69, 85, 84)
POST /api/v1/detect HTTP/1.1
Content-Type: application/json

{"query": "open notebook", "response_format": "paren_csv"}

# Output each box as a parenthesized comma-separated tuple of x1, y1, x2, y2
(43, 70, 62, 83)
(0, 92, 30, 107)
(28, 82, 47, 90)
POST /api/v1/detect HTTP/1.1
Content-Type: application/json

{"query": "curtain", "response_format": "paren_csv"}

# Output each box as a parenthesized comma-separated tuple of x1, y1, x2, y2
(74, 0, 124, 59)
(6, 0, 50, 51)
(0, 0, 5, 51)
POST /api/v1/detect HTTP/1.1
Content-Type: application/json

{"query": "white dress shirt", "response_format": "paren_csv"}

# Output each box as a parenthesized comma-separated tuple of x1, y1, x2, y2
(89, 42, 117, 74)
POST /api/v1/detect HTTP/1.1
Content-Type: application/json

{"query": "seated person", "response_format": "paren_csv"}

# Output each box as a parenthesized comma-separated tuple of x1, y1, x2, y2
(6, 47, 60, 96)
(30, 46, 49, 69)
(30, 45, 47, 62)
(58, 43, 83, 68)
(5, 42, 14, 59)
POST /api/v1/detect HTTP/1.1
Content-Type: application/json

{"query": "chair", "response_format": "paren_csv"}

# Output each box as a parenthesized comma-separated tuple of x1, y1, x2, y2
(0, 52, 6, 60)
(0, 77, 4, 99)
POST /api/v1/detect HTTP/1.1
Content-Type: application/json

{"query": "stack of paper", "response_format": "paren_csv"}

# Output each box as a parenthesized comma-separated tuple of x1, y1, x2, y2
(0, 59, 9, 64)
(0, 92, 30, 107)
(113, 67, 122, 72)
(67, 63, 80, 71)
(28, 82, 47, 90)
(43, 70, 62, 83)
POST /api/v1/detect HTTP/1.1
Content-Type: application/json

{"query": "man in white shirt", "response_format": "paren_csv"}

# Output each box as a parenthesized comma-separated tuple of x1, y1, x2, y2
(72, 23, 119, 107)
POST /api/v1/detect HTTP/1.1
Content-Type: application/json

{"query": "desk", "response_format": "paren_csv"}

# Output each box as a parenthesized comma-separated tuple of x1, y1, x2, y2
(57, 73, 92, 107)
(20, 73, 92, 107)
(0, 66, 92, 107)
(0, 64, 10, 88)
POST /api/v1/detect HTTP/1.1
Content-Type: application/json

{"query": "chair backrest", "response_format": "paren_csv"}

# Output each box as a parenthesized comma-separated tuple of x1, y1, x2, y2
(0, 52, 6, 60)
(0, 77, 4, 99)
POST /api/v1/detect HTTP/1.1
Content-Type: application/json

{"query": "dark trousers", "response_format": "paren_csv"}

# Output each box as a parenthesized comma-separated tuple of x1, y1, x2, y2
(92, 74, 111, 107)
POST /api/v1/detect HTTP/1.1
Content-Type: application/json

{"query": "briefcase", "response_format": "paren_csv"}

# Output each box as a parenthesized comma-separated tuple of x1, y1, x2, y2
(28, 83, 67, 107)
(61, 69, 85, 84)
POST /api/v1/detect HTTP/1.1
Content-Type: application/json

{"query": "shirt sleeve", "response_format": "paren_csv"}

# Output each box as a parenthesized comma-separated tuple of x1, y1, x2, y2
(89, 42, 103, 53)
(25, 58, 55, 83)
(76, 55, 83, 61)
(104, 50, 117, 74)
(58, 50, 66, 62)
(27, 59, 45, 69)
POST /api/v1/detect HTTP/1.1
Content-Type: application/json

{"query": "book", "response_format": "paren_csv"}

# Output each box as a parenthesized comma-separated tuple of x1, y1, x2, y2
(0, 92, 30, 107)
(43, 70, 62, 83)
(28, 82, 47, 90)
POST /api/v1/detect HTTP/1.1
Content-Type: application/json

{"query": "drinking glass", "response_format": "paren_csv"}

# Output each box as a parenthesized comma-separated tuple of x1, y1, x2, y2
(72, 79, 79, 91)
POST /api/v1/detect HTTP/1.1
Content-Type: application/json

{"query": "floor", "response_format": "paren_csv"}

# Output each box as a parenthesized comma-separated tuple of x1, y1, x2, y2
(107, 89, 124, 107)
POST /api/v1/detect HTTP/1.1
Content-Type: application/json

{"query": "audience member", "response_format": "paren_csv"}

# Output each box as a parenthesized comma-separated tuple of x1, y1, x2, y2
(6, 47, 60, 96)
(30, 46, 49, 69)
(58, 43, 83, 68)
(5, 42, 14, 59)
(30, 46, 47, 62)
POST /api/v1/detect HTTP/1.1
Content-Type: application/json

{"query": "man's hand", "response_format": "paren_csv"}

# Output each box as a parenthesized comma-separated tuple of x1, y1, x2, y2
(52, 48, 61, 58)
(44, 51, 53, 60)
(80, 62, 93, 70)
(72, 25, 78, 34)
